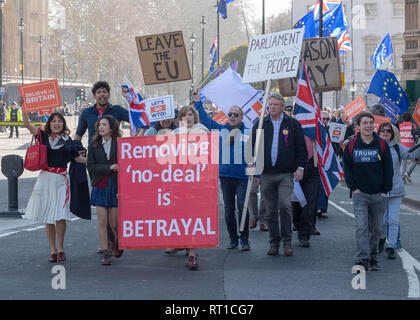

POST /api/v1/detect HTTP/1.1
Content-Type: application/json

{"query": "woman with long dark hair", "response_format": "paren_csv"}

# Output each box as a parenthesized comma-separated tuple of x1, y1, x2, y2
(21, 98, 87, 263)
(87, 115, 123, 265)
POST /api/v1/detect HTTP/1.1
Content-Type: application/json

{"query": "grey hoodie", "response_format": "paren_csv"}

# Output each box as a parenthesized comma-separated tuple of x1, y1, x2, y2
(387, 140, 420, 198)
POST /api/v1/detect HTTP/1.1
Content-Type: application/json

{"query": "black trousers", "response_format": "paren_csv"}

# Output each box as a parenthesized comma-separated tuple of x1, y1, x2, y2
(9, 126, 19, 137)
(292, 158, 321, 241)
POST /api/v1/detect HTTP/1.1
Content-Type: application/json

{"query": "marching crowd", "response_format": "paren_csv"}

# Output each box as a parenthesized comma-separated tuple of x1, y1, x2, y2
(16, 80, 420, 272)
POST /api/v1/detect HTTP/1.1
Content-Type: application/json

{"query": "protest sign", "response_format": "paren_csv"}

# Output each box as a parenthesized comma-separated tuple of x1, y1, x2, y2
(19, 80, 61, 113)
(118, 133, 219, 249)
(342, 95, 367, 121)
(379, 96, 400, 122)
(329, 123, 347, 143)
(374, 115, 391, 131)
(278, 37, 342, 96)
(242, 28, 304, 83)
(143, 95, 175, 122)
(211, 110, 229, 125)
(136, 31, 191, 85)
(413, 99, 420, 128)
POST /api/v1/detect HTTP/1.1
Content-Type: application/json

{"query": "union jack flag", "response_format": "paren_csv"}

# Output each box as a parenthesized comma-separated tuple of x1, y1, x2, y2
(293, 62, 344, 196)
(310, 0, 342, 19)
(122, 77, 150, 135)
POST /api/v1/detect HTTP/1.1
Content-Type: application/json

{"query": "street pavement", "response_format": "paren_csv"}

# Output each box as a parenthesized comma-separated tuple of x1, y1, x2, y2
(1, 124, 420, 300)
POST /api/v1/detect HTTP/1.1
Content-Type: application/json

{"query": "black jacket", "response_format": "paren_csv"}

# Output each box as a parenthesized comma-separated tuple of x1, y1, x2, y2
(251, 114, 307, 174)
(343, 133, 393, 194)
(87, 139, 118, 187)
(69, 140, 91, 220)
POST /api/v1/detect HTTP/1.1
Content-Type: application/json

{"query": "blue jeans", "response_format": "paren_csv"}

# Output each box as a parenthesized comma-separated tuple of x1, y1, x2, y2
(220, 177, 249, 243)
(317, 186, 329, 213)
(382, 197, 402, 249)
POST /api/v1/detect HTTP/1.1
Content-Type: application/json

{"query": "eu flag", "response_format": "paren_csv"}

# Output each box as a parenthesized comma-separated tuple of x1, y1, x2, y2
(370, 33, 393, 69)
(217, 0, 235, 19)
(367, 70, 409, 114)
(294, 11, 316, 38)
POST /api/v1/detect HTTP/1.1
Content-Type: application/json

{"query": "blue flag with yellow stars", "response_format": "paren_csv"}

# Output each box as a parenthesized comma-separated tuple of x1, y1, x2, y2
(294, 10, 316, 38)
(367, 70, 409, 114)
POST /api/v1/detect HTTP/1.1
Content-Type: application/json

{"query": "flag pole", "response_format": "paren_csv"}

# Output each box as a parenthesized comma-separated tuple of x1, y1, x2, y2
(240, 78, 271, 232)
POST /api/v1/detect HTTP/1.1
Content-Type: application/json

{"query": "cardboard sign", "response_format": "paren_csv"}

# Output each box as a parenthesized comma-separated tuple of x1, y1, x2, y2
(211, 110, 229, 125)
(243, 28, 304, 83)
(136, 31, 191, 85)
(342, 96, 367, 121)
(379, 96, 400, 122)
(413, 99, 420, 128)
(278, 37, 342, 96)
(374, 115, 391, 132)
(118, 133, 219, 249)
(143, 95, 175, 122)
(329, 123, 347, 143)
(19, 80, 62, 113)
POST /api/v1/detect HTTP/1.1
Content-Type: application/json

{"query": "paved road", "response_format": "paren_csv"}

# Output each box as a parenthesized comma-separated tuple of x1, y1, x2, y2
(1, 184, 419, 300)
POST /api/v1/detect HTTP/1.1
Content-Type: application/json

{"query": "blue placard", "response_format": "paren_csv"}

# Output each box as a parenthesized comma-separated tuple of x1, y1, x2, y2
(379, 96, 400, 122)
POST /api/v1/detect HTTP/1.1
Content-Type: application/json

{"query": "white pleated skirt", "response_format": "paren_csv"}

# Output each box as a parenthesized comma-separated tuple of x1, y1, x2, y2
(24, 170, 72, 224)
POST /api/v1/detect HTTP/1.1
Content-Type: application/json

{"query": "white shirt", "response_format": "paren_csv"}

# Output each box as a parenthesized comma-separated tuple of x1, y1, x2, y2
(102, 138, 112, 160)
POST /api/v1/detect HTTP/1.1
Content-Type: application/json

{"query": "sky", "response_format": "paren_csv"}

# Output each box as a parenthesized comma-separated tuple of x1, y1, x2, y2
(246, 0, 291, 20)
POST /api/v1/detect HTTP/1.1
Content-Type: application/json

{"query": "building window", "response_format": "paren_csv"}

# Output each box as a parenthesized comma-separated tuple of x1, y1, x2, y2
(393, 1, 405, 16)
(404, 61, 417, 70)
(365, 42, 377, 76)
(406, 40, 419, 50)
(365, 3, 377, 16)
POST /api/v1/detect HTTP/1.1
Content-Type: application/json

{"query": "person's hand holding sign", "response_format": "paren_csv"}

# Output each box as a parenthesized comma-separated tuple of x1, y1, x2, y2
(192, 89, 201, 102)
(110, 164, 119, 172)
(294, 167, 304, 182)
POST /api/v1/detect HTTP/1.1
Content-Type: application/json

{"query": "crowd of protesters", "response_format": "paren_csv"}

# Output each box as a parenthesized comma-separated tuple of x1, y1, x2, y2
(17, 80, 420, 274)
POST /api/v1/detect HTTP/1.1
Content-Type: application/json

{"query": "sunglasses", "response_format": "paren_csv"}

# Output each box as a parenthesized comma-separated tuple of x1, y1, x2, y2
(322, 118, 330, 121)
(228, 112, 240, 118)
(380, 129, 392, 133)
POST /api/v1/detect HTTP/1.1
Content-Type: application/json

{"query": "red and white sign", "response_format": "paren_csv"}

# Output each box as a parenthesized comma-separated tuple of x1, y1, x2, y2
(118, 133, 220, 249)
(413, 98, 420, 128)
(144, 95, 175, 122)
(374, 115, 391, 132)
(19, 79, 61, 113)
(211, 110, 229, 125)
(342, 95, 367, 121)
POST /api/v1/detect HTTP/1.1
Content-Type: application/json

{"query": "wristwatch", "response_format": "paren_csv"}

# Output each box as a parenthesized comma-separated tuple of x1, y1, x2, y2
(298, 167, 304, 171)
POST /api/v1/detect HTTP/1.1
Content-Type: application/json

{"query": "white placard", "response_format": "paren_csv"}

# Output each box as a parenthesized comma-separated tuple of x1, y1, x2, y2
(242, 28, 305, 83)
(329, 123, 347, 143)
(144, 95, 175, 122)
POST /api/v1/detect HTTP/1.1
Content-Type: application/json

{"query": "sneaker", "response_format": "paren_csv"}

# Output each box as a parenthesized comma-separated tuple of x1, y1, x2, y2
(227, 241, 238, 250)
(369, 259, 380, 271)
(300, 239, 310, 248)
(283, 243, 294, 256)
(386, 247, 396, 260)
(378, 238, 386, 254)
(101, 253, 112, 266)
(267, 247, 279, 256)
(249, 218, 258, 229)
(355, 260, 369, 273)
(240, 239, 251, 251)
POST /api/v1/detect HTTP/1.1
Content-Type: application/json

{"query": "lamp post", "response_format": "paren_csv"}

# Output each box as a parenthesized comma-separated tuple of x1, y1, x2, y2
(190, 32, 196, 86)
(61, 50, 65, 88)
(18, 17, 24, 85)
(199, 16, 206, 82)
(38, 36, 44, 82)
(0, 0, 6, 92)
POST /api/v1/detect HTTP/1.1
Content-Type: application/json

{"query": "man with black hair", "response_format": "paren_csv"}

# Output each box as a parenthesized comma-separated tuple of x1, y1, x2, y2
(343, 112, 393, 272)
(74, 81, 129, 142)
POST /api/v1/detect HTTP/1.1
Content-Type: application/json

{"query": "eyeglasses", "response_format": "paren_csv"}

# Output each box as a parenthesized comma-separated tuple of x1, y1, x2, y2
(228, 112, 240, 118)
(380, 129, 392, 133)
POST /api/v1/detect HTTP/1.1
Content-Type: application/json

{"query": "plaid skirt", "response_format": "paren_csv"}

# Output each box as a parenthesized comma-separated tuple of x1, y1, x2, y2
(91, 177, 118, 208)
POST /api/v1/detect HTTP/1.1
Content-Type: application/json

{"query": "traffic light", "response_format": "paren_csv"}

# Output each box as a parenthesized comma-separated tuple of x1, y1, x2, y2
(76, 88, 82, 101)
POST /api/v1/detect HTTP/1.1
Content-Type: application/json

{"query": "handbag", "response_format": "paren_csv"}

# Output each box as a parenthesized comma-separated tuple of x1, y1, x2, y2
(24, 129, 48, 171)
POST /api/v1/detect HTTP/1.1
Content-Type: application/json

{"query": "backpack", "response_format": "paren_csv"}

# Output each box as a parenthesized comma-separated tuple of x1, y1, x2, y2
(348, 137, 386, 161)
(393, 144, 401, 162)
